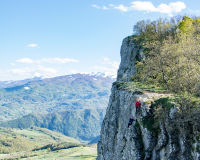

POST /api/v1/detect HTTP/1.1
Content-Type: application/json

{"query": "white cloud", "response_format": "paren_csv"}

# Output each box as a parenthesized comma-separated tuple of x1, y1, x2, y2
(16, 57, 79, 64)
(130, 1, 157, 12)
(27, 44, 38, 47)
(113, 4, 129, 12)
(93, 1, 186, 16)
(102, 57, 119, 69)
(102, 6, 109, 10)
(2, 56, 118, 81)
(16, 58, 35, 64)
(41, 58, 79, 64)
(92, 4, 109, 10)
(10, 68, 29, 75)
(1, 57, 80, 81)
(10, 63, 16, 66)
(7, 57, 79, 80)
(92, 4, 100, 9)
(187, 9, 200, 15)
(91, 57, 120, 78)
(34, 72, 42, 77)
(0, 66, 59, 81)
(10, 66, 58, 79)
(103, 57, 110, 62)
(168, 2, 186, 13)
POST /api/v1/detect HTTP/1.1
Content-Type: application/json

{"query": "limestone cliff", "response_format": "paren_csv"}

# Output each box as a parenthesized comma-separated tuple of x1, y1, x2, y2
(97, 37, 200, 160)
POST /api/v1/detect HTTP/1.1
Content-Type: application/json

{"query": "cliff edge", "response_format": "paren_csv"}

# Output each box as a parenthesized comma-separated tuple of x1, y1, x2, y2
(97, 37, 200, 160)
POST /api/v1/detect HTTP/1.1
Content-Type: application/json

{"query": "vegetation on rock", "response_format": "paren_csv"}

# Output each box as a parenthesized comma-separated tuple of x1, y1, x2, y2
(132, 16, 200, 98)
(130, 16, 200, 137)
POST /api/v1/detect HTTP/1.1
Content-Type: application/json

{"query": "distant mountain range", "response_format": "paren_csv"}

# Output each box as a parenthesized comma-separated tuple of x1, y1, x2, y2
(0, 73, 114, 142)
(0, 77, 43, 89)
(0, 72, 115, 89)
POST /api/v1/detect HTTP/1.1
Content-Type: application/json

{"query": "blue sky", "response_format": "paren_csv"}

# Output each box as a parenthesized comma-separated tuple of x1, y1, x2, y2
(1, 0, 200, 81)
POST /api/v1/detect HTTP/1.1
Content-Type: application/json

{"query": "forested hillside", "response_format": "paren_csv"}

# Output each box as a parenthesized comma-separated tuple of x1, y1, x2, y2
(0, 74, 114, 142)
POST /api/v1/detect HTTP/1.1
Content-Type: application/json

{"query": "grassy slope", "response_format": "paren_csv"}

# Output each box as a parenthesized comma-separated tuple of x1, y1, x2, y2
(0, 145, 97, 160)
(119, 81, 200, 104)
(115, 81, 167, 93)
(0, 127, 79, 153)
(0, 127, 97, 160)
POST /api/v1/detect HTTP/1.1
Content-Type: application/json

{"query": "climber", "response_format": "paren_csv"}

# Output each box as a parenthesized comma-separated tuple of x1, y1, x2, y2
(128, 115, 134, 128)
(128, 98, 142, 128)
(135, 98, 141, 113)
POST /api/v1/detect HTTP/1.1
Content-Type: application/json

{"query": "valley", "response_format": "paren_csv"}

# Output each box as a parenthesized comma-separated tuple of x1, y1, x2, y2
(0, 74, 114, 142)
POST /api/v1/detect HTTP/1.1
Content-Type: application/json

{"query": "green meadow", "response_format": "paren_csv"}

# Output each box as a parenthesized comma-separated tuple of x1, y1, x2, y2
(0, 127, 97, 160)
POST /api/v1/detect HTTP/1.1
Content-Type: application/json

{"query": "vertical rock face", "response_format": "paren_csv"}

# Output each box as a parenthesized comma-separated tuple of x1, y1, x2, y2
(117, 37, 144, 82)
(97, 37, 200, 160)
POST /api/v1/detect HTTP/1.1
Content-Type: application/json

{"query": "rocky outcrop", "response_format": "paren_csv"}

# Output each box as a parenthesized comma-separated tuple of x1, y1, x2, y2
(117, 37, 144, 82)
(97, 37, 200, 160)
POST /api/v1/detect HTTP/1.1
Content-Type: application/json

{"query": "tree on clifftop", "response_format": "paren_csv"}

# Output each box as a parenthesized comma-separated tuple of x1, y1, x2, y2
(132, 16, 200, 97)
